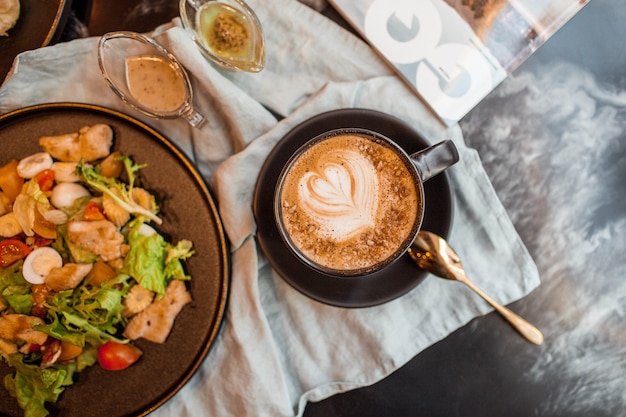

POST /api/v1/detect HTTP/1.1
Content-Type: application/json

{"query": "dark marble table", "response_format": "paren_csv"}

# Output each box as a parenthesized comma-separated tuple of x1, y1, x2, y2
(54, 0, 626, 415)
(308, 1, 626, 416)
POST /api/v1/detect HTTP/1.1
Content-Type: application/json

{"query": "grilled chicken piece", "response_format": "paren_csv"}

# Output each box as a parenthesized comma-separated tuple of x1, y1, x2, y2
(0, 338, 17, 356)
(66, 219, 124, 261)
(0, 314, 48, 357)
(45, 263, 93, 292)
(39, 132, 80, 162)
(39, 124, 113, 162)
(123, 280, 191, 343)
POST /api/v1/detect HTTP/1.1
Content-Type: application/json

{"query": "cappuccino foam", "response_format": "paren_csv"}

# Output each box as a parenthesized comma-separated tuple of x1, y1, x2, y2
(279, 132, 421, 273)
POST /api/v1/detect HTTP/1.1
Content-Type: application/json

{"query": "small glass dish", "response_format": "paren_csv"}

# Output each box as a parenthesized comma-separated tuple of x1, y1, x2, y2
(97, 31, 206, 128)
(180, 0, 265, 72)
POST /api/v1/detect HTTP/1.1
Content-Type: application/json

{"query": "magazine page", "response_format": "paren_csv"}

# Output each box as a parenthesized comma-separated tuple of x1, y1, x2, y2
(329, 0, 588, 125)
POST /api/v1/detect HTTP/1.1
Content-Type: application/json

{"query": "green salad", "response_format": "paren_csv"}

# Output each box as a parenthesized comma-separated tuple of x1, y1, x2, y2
(0, 124, 194, 417)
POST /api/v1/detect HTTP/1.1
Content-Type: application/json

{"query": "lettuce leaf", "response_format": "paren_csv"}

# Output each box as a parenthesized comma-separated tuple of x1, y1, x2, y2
(77, 157, 161, 225)
(41, 274, 132, 346)
(4, 353, 76, 417)
(164, 239, 194, 281)
(0, 260, 33, 314)
(33, 313, 85, 347)
(124, 226, 167, 294)
(75, 345, 98, 372)
(123, 219, 194, 295)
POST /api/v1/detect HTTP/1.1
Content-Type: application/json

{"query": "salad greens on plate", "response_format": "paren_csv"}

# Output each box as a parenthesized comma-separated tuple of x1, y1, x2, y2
(0, 124, 194, 417)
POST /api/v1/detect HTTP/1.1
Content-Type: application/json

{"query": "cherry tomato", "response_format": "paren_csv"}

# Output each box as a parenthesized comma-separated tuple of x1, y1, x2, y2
(97, 341, 142, 371)
(32, 236, 54, 248)
(0, 239, 32, 268)
(83, 201, 106, 221)
(34, 169, 55, 192)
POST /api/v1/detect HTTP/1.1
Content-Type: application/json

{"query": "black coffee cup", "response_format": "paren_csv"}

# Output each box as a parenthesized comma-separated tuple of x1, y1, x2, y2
(274, 128, 458, 277)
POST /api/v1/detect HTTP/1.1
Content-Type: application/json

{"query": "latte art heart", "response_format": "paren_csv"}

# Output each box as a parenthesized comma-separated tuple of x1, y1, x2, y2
(299, 150, 378, 241)
(278, 132, 420, 273)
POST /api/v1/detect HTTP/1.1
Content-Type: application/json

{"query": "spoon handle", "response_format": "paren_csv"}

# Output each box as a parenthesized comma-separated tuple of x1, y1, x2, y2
(457, 274, 544, 345)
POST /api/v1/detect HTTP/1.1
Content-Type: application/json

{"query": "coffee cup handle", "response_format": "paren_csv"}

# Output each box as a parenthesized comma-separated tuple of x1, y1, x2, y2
(410, 140, 459, 182)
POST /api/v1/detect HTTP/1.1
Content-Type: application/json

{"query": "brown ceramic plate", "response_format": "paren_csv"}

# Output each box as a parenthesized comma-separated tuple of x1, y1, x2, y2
(0, 0, 72, 81)
(0, 103, 229, 416)
(253, 108, 453, 308)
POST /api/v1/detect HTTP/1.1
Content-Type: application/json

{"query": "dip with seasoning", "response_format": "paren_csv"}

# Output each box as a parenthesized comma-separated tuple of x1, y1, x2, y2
(197, 2, 252, 59)
(99, 31, 206, 128)
(180, 0, 265, 72)
(125, 55, 187, 113)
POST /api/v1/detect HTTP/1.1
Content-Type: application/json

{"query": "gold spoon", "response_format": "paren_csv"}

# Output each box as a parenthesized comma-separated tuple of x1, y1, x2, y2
(408, 230, 544, 345)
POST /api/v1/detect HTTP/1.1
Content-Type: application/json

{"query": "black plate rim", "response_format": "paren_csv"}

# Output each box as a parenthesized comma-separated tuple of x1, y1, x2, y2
(0, 0, 72, 81)
(0, 102, 230, 416)
(253, 108, 454, 308)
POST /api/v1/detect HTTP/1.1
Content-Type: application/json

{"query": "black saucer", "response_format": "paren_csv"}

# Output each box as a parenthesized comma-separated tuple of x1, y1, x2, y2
(252, 109, 453, 308)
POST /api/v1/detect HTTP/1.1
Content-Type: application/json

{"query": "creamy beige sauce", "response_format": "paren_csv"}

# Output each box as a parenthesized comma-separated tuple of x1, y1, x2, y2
(125, 55, 186, 113)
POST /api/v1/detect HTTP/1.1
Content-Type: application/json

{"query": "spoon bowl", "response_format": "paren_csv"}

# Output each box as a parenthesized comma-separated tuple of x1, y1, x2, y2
(408, 230, 544, 345)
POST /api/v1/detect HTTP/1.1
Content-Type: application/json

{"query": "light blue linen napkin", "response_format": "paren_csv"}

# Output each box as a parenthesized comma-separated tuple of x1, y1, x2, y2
(0, 0, 540, 415)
